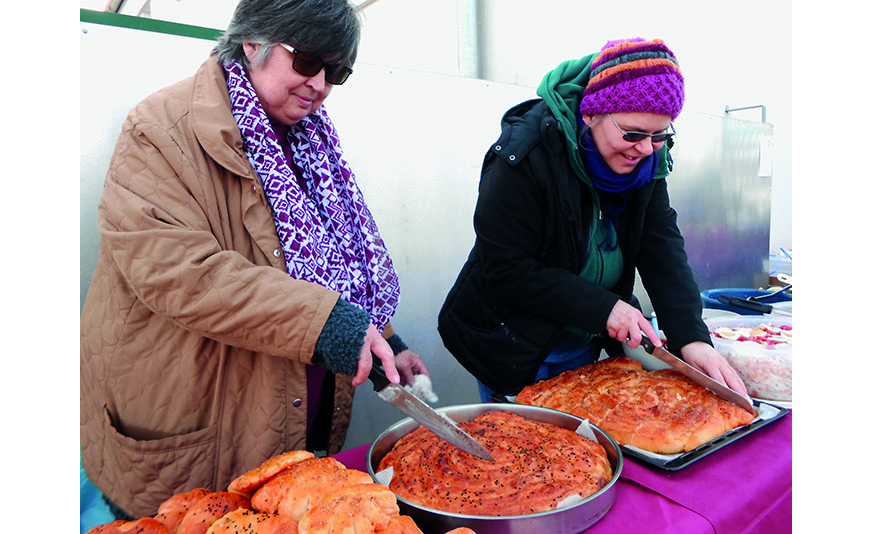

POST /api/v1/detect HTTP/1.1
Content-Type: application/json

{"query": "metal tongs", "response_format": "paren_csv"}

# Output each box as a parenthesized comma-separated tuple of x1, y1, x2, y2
(748, 283, 792, 301)
(716, 279, 792, 315)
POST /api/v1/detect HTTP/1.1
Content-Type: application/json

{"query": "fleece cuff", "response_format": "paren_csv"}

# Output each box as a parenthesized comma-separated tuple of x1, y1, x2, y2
(312, 299, 370, 376)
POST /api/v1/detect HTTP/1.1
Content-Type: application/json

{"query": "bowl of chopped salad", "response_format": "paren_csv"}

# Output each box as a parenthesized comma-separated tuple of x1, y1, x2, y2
(704, 316, 793, 402)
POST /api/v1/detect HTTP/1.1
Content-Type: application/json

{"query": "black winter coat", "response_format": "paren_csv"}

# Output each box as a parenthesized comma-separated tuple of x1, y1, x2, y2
(438, 99, 709, 395)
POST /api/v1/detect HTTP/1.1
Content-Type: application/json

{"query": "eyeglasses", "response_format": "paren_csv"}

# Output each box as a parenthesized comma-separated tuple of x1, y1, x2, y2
(276, 43, 353, 85)
(606, 113, 676, 144)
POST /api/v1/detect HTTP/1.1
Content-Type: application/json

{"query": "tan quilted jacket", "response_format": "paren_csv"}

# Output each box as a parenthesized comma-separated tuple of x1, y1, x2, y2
(80, 56, 397, 518)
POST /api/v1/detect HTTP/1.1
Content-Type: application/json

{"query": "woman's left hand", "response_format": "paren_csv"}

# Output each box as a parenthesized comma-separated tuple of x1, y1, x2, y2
(681, 341, 749, 396)
(394, 349, 430, 387)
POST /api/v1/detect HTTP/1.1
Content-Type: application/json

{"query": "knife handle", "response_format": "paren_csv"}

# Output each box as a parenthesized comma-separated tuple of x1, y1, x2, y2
(368, 359, 391, 391)
(638, 335, 656, 355)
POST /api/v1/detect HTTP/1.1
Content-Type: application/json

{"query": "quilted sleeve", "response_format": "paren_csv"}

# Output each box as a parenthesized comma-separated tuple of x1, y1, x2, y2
(96, 112, 337, 361)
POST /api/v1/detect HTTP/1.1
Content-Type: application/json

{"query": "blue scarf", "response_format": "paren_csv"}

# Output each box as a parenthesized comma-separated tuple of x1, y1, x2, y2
(578, 126, 657, 250)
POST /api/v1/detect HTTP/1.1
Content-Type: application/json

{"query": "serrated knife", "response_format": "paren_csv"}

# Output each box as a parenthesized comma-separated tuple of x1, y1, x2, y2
(368, 361, 495, 461)
(638, 336, 757, 416)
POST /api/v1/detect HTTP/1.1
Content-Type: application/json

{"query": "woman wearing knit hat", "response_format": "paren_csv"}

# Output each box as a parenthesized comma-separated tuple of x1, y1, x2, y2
(438, 37, 748, 401)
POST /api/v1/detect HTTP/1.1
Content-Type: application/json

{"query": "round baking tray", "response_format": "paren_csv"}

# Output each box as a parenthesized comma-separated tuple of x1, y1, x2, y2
(366, 403, 622, 534)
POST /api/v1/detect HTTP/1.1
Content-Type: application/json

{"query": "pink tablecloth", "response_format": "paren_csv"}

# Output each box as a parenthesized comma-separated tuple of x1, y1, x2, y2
(333, 411, 792, 534)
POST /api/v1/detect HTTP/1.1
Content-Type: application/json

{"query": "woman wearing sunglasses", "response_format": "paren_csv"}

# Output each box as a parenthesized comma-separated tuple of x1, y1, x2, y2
(439, 37, 748, 402)
(81, 0, 431, 520)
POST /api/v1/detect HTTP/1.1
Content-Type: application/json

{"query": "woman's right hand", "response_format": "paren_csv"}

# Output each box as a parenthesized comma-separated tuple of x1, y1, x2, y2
(351, 323, 401, 387)
(606, 299, 661, 348)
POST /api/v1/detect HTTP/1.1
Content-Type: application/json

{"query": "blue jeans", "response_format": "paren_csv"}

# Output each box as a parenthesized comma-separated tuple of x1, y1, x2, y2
(476, 344, 595, 402)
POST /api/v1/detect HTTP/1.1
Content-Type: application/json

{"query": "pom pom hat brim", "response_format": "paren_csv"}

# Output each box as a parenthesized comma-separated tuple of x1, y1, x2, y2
(579, 38, 685, 120)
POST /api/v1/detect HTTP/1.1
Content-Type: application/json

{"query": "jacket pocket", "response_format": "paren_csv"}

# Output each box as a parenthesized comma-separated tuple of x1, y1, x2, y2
(444, 305, 560, 394)
(439, 262, 561, 396)
(99, 406, 219, 517)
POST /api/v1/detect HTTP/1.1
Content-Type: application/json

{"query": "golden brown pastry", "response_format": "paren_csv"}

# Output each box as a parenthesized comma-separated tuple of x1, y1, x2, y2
(297, 484, 400, 534)
(204, 508, 298, 534)
(377, 410, 612, 516)
(86, 518, 169, 534)
(154, 488, 212, 534)
(229, 450, 316, 495)
(177, 491, 252, 534)
(252, 457, 373, 521)
(443, 529, 478, 534)
(373, 515, 423, 534)
(515, 356, 756, 454)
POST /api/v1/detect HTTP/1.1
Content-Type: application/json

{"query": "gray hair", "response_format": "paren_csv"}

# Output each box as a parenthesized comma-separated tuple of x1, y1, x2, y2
(213, 0, 361, 68)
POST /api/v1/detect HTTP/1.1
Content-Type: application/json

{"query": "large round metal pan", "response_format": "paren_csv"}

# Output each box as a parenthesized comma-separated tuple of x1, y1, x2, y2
(367, 403, 622, 534)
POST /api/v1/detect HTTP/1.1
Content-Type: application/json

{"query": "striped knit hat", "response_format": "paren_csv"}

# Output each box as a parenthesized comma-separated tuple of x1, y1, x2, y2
(579, 38, 684, 119)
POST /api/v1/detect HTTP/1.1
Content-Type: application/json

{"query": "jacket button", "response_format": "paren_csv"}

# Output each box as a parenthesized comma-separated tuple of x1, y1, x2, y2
(273, 249, 281, 258)
(293, 399, 302, 407)
(494, 144, 502, 151)
(252, 184, 257, 192)
(509, 154, 516, 161)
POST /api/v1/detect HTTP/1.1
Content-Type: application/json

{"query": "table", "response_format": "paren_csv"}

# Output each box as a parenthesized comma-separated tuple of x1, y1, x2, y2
(333, 411, 791, 534)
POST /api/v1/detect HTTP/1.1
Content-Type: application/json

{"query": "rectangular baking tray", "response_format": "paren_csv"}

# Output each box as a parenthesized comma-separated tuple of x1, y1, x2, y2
(493, 396, 789, 471)
(619, 400, 789, 470)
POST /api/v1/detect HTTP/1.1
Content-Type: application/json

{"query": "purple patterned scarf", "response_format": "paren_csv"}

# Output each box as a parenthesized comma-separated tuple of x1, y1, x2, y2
(224, 59, 400, 330)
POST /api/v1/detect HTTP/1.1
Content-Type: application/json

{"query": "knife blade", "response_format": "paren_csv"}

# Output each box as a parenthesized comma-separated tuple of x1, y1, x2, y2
(638, 336, 757, 415)
(368, 361, 495, 461)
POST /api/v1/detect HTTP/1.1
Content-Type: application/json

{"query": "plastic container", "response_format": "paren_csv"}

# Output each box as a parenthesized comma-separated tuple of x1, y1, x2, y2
(701, 288, 792, 315)
(704, 316, 792, 402)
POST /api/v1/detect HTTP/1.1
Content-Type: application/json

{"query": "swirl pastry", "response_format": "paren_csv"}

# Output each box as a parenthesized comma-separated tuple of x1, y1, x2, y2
(516, 356, 756, 454)
(377, 410, 612, 516)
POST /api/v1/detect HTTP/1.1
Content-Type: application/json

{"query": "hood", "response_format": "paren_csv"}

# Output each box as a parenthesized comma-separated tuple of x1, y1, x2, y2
(537, 53, 596, 155)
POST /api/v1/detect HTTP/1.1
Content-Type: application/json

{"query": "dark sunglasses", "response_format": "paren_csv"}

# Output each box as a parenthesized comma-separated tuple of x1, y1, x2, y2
(607, 113, 676, 144)
(277, 43, 353, 85)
